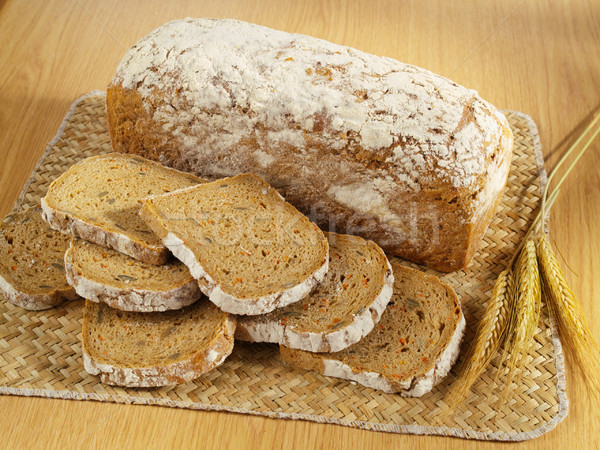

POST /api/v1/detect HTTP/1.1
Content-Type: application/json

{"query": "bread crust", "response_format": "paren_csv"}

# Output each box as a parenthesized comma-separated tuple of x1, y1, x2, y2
(41, 196, 169, 266)
(82, 311, 236, 387)
(0, 272, 77, 310)
(107, 18, 514, 272)
(64, 249, 200, 312)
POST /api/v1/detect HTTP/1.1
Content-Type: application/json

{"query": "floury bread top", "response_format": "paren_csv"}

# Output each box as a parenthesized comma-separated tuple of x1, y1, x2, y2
(108, 18, 513, 271)
(112, 18, 509, 192)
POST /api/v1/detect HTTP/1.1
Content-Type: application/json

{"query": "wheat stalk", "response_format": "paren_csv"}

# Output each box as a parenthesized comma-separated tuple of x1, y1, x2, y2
(538, 233, 600, 397)
(445, 113, 599, 413)
(442, 268, 513, 410)
(541, 114, 600, 223)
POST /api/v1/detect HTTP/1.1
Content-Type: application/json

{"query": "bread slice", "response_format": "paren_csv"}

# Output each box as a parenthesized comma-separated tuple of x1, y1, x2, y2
(235, 232, 394, 352)
(139, 173, 329, 315)
(41, 153, 205, 265)
(0, 208, 78, 310)
(65, 239, 201, 312)
(82, 299, 236, 387)
(280, 263, 465, 396)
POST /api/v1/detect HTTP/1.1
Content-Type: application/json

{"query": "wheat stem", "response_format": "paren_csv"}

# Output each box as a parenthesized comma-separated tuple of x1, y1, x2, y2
(541, 114, 600, 227)
(510, 188, 560, 268)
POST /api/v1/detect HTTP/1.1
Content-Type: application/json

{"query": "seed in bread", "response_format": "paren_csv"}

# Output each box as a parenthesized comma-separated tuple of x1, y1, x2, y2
(0, 208, 77, 310)
(41, 153, 206, 265)
(236, 232, 394, 352)
(82, 299, 235, 387)
(280, 262, 465, 396)
(65, 239, 201, 312)
(139, 173, 329, 315)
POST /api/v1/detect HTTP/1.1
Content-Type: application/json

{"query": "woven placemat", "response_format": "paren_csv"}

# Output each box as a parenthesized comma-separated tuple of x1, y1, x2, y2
(0, 91, 567, 441)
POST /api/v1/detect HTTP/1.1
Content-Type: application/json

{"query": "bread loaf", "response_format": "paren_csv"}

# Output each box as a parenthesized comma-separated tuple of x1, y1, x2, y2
(107, 18, 513, 272)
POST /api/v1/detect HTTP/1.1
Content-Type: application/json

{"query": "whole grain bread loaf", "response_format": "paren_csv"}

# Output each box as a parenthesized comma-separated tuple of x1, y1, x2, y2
(0, 208, 78, 310)
(235, 232, 394, 352)
(65, 239, 201, 312)
(140, 173, 329, 315)
(82, 299, 235, 387)
(107, 18, 513, 272)
(41, 153, 205, 265)
(280, 262, 465, 396)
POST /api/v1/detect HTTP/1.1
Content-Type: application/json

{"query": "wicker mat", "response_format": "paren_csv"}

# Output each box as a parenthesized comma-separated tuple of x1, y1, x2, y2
(0, 91, 567, 441)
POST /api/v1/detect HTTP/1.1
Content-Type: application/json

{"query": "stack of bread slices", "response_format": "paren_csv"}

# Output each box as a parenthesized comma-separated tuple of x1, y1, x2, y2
(0, 153, 465, 395)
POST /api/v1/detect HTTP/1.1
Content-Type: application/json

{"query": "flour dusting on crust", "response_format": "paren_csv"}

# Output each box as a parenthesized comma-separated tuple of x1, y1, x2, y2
(113, 18, 509, 191)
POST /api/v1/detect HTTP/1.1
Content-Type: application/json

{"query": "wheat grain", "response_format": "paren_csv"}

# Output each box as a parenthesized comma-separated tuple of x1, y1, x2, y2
(538, 234, 600, 397)
(444, 268, 513, 410)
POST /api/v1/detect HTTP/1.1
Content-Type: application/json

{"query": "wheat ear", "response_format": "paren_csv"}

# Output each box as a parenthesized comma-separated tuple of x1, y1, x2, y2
(495, 239, 541, 402)
(538, 234, 600, 397)
(443, 268, 513, 410)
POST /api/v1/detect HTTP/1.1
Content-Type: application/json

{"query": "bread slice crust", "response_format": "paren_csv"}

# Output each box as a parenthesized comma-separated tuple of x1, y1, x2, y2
(41, 153, 205, 265)
(82, 299, 235, 387)
(236, 232, 394, 352)
(0, 208, 77, 310)
(65, 239, 200, 312)
(140, 173, 329, 315)
(280, 263, 465, 396)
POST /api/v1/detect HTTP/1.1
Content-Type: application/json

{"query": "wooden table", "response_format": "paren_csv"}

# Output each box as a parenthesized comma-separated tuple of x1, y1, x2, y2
(1, 0, 598, 448)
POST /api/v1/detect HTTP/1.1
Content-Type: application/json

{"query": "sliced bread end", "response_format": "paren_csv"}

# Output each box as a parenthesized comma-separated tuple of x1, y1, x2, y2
(139, 173, 330, 315)
(162, 230, 329, 315)
(0, 272, 77, 310)
(39, 152, 207, 266)
(283, 313, 465, 395)
(1, 208, 78, 310)
(65, 262, 200, 313)
(236, 265, 393, 352)
(139, 181, 331, 315)
(281, 312, 464, 396)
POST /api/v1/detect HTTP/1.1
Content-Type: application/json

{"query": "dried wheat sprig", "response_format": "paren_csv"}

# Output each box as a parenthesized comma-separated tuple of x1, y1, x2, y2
(499, 239, 541, 400)
(442, 268, 514, 411)
(538, 233, 600, 397)
(444, 114, 599, 413)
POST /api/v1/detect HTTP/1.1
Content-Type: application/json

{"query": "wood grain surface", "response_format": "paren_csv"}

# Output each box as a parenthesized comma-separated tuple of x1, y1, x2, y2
(1, 0, 599, 448)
